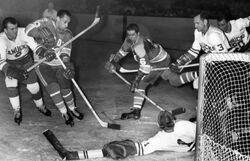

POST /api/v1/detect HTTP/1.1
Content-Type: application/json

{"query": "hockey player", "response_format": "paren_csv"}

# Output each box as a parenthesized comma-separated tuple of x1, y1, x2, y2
(105, 23, 172, 120)
(0, 17, 51, 125)
(169, 11, 230, 77)
(216, 12, 250, 52)
(25, 9, 83, 126)
(44, 110, 196, 160)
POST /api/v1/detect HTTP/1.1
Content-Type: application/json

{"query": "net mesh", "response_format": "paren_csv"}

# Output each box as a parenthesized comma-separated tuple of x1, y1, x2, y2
(196, 53, 250, 161)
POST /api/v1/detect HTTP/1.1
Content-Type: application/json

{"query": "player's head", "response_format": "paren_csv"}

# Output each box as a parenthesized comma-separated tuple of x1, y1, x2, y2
(2, 17, 18, 40)
(216, 12, 232, 33)
(48, 2, 54, 9)
(56, 9, 71, 31)
(157, 111, 175, 132)
(193, 11, 210, 33)
(126, 23, 140, 43)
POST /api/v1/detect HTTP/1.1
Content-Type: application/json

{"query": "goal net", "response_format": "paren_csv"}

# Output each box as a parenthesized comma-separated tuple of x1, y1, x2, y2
(195, 53, 250, 161)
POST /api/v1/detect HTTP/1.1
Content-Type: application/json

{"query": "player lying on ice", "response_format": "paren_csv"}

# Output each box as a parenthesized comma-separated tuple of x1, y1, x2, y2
(44, 110, 196, 160)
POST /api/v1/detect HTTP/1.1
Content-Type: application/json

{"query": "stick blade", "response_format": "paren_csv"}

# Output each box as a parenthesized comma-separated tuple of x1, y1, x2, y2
(171, 107, 186, 116)
(107, 123, 121, 130)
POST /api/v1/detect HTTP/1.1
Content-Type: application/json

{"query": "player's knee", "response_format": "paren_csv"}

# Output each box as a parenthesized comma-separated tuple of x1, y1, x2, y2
(161, 69, 171, 80)
(46, 82, 61, 95)
(26, 82, 40, 94)
(5, 77, 18, 88)
(7, 87, 18, 97)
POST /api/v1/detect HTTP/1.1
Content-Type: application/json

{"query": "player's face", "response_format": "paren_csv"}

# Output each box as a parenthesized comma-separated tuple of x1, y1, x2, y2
(193, 15, 206, 33)
(127, 30, 139, 43)
(4, 23, 18, 41)
(217, 19, 229, 33)
(56, 15, 71, 31)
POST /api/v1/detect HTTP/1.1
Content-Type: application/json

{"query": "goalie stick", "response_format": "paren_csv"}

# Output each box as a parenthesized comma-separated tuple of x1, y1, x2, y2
(118, 63, 199, 73)
(112, 70, 185, 115)
(27, 5, 101, 72)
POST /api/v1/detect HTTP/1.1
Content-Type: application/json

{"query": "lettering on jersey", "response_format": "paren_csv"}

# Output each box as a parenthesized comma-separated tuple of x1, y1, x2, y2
(229, 34, 245, 51)
(7, 45, 29, 58)
(57, 39, 62, 46)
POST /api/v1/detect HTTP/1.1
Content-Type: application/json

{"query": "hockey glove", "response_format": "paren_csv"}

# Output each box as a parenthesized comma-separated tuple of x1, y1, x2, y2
(130, 71, 144, 93)
(63, 62, 75, 79)
(6, 66, 28, 81)
(104, 53, 122, 73)
(169, 62, 182, 73)
(170, 53, 194, 73)
(36, 46, 56, 62)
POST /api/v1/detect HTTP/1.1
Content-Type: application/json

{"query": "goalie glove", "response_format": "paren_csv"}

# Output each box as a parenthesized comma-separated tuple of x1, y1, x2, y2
(170, 52, 194, 73)
(102, 139, 137, 159)
(6, 66, 28, 81)
(104, 53, 123, 73)
(130, 71, 144, 93)
(35, 46, 56, 62)
(63, 62, 75, 79)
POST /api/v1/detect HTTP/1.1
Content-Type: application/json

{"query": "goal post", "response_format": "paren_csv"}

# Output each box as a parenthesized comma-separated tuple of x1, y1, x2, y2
(195, 52, 250, 161)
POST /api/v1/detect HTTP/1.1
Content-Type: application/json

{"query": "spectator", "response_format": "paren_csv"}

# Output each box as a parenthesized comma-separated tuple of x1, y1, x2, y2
(42, 2, 57, 21)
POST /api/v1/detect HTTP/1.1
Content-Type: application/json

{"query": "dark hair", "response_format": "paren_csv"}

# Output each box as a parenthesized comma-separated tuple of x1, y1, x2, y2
(2, 17, 18, 30)
(57, 9, 71, 18)
(126, 23, 139, 33)
(216, 11, 232, 22)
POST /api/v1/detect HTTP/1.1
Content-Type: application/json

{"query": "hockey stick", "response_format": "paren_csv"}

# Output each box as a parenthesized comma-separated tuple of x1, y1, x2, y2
(27, 6, 101, 72)
(56, 53, 120, 130)
(112, 70, 185, 115)
(118, 63, 199, 73)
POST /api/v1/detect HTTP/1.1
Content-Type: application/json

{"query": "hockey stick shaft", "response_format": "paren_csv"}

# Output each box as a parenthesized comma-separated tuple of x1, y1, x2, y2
(27, 6, 101, 73)
(56, 54, 120, 130)
(113, 70, 165, 111)
(119, 63, 199, 73)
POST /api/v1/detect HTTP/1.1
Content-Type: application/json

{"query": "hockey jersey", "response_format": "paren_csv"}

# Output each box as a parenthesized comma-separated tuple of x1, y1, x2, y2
(225, 17, 250, 52)
(118, 35, 169, 74)
(25, 18, 72, 66)
(0, 28, 37, 71)
(187, 25, 230, 59)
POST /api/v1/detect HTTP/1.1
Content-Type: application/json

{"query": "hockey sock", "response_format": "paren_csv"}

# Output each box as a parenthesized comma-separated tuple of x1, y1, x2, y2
(133, 89, 145, 109)
(179, 71, 198, 84)
(61, 89, 75, 111)
(46, 83, 67, 114)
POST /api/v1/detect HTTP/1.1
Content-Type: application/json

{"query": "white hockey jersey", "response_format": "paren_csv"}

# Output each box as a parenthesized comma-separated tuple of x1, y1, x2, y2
(0, 28, 37, 70)
(187, 25, 230, 58)
(225, 17, 250, 51)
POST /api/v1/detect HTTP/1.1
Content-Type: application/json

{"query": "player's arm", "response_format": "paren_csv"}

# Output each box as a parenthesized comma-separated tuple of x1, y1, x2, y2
(105, 39, 130, 73)
(25, 18, 55, 48)
(236, 16, 250, 28)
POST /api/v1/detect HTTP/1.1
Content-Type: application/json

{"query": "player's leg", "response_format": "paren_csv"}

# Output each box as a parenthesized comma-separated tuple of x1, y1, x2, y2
(25, 68, 51, 116)
(5, 77, 22, 125)
(56, 68, 84, 120)
(121, 71, 162, 120)
(161, 69, 198, 87)
(36, 64, 74, 126)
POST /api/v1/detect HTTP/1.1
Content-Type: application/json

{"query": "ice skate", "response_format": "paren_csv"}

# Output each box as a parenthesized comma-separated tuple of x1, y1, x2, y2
(62, 112, 74, 127)
(70, 108, 84, 120)
(121, 108, 141, 120)
(14, 109, 22, 125)
(38, 106, 52, 116)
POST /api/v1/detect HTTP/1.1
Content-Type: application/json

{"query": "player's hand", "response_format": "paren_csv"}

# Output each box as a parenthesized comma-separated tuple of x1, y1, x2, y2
(44, 49, 56, 62)
(63, 62, 75, 79)
(169, 62, 183, 73)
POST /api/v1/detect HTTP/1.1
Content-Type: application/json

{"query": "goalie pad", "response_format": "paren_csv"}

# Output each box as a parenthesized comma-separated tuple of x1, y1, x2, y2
(102, 139, 137, 159)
